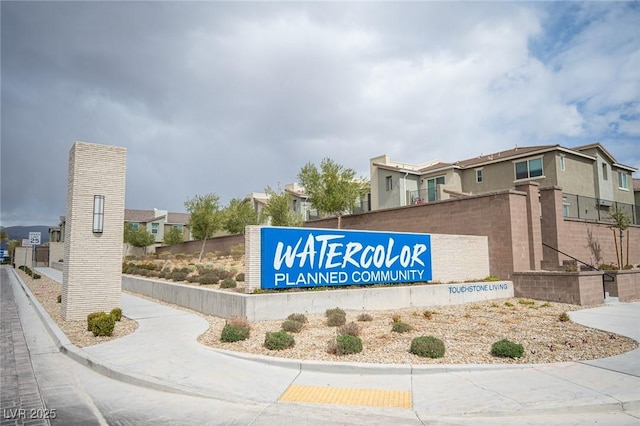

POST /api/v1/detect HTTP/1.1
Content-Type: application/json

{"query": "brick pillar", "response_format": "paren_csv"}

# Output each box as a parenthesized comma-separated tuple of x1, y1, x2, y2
(62, 142, 126, 320)
(244, 225, 262, 293)
(515, 182, 543, 271)
(539, 186, 564, 270)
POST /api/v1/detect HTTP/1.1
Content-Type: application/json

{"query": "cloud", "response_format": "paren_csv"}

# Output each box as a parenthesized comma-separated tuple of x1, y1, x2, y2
(1, 2, 638, 227)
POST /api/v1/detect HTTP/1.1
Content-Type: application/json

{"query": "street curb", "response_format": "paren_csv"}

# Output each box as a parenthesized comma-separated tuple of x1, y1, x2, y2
(12, 268, 258, 404)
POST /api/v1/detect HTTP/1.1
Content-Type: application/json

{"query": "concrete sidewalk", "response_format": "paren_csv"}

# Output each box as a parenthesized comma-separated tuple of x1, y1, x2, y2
(27, 267, 640, 423)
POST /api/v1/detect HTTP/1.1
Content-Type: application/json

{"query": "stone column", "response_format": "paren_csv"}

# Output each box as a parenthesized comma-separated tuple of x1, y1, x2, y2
(244, 225, 262, 294)
(515, 181, 543, 271)
(62, 142, 127, 320)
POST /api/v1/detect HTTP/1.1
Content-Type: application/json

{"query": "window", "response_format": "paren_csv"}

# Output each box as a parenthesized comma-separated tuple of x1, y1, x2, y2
(131, 222, 139, 229)
(618, 172, 628, 189)
(151, 223, 159, 234)
(562, 196, 569, 218)
(602, 163, 608, 180)
(385, 176, 393, 191)
(427, 176, 445, 202)
(514, 158, 543, 180)
(476, 168, 483, 183)
(173, 225, 184, 232)
(559, 155, 565, 171)
(92, 195, 104, 233)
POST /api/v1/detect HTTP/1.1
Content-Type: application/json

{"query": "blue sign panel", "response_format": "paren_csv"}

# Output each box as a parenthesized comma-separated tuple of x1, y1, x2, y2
(260, 227, 432, 289)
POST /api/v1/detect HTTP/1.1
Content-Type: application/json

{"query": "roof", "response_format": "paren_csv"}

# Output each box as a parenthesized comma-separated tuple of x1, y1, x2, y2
(124, 209, 156, 222)
(167, 212, 190, 225)
(455, 145, 556, 168)
(374, 143, 637, 175)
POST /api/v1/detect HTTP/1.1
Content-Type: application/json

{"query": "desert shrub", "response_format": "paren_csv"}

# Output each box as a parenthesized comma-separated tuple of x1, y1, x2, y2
(110, 308, 122, 322)
(328, 334, 363, 355)
(390, 313, 402, 323)
(518, 299, 535, 306)
(325, 307, 346, 317)
(357, 313, 373, 322)
(235, 272, 245, 282)
(170, 270, 189, 281)
(327, 312, 347, 327)
(423, 310, 434, 320)
(491, 339, 524, 358)
(504, 301, 514, 307)
(559, 312, 570, 322)
(199, 272, 220, 285)
(287, 313, 308, 323)
(220, 324, 250, 342)
(281, 319, 304, 333)
(338, 321, 361, 337)
(220, 277, 237, 288)
(410, 336, 445, 358)
(88, 312, 115, 337)
(264, 331, 295, 350)
(215, 268, 232, 280)
(57, 294, 62, 303)
(87, 312, 105, 331)
(186, 274, 200, 283)
(391, 322, 413, 333)
(230, 245, 245, 260)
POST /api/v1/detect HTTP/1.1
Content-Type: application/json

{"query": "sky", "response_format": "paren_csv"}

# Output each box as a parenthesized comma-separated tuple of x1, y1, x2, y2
(1, 1, 639, 227)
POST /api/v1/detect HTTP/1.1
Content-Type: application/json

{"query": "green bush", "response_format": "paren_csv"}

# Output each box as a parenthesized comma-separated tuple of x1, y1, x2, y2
(391, 322, 412, 333)
(329, 334, 363, 355)
(326, 312, 347, 327)
(220, 324, 250, 342)
(338, 321, 361, 337)
(281, 319, 304, 333)
(264, 331, 295, 350)
(491, 339, 524, 358)
(357, 313, 373, 322)
(89, 312, 115, 337)
(410, 336, 445, 358)
(235, 272, 245, 282)
(220, 277, 237, 288)
(559, 312, 570, 322)
(287, 313, 308, 323)
(110, 308, 122, 322)
(198, 272, 219, 285)
(87, 312, 105, 331)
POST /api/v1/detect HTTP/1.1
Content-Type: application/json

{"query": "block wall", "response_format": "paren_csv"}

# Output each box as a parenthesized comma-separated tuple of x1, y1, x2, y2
(306, 189, 532, 279)
(512, 271, 604, 305)
(62, 142, 126, 320)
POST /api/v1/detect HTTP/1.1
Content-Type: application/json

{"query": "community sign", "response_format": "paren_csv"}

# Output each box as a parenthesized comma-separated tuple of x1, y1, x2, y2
(261, 227, 432, 289)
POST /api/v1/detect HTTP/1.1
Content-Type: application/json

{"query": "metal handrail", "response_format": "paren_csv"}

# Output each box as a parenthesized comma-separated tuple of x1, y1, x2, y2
(542, 242, 615, 299)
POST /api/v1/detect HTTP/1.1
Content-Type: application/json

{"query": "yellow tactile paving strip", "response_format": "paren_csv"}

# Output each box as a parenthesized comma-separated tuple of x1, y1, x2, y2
(278, 384, 412, 409)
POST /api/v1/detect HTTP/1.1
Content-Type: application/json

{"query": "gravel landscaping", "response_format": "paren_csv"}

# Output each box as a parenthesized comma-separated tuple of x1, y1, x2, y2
(18, 268, 638, 364)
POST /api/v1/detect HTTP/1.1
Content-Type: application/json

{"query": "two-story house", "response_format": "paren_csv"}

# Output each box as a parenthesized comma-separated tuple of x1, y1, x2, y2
(370, 143, 637, 223)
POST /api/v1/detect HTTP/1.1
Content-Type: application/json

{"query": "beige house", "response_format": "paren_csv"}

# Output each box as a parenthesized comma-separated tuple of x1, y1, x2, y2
(53, 208, 192, 255)
(371, 143, 637, 223)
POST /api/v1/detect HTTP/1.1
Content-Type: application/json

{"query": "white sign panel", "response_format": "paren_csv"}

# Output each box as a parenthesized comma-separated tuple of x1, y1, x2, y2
(29, 232, 41, 246)
(22, 238, 31, 247)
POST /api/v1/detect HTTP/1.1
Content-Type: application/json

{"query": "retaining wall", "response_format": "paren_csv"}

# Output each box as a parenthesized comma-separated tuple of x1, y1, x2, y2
(122, 275, 513, 321)
(603, 270, 640, 302)
(512, 271, 604, 306)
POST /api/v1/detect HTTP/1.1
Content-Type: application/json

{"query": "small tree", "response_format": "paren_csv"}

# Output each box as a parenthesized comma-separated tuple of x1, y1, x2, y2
(298, 157, 367, 229)
(607, 207, 631, 269)
(222, 198, 258, 234)
(164, 227, 184, 246)
(261, 186, 303, 227)
(0, 229, 8, 243)
(185, 193, 223, 262)
(127, 226, 156, 255)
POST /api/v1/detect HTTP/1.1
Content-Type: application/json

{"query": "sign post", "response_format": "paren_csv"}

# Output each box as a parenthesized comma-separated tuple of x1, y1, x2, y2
(28, 232, 41, 272)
